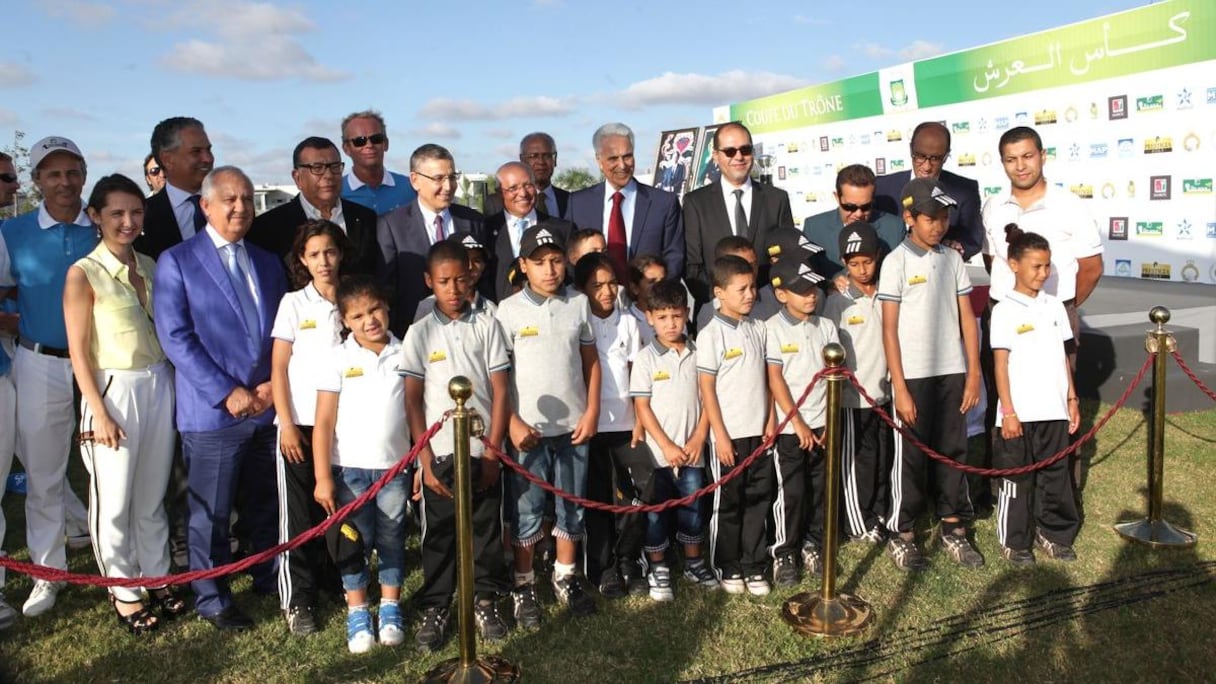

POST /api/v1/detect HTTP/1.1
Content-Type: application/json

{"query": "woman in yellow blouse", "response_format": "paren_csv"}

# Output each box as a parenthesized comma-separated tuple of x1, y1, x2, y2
(63, 174, 184, 635)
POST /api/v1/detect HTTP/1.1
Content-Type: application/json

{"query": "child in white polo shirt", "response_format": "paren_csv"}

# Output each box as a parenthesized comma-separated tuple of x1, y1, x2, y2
(765, 255, 837, 585)
(990, 224, 1080, 565)
(403, 240, 513, 649)
(412, 231, 497, 322)
(697, 254, 774, 596)
(312, 276, 409, 654)
(497, 223, 601, 625)
(270, 220, 351, 636)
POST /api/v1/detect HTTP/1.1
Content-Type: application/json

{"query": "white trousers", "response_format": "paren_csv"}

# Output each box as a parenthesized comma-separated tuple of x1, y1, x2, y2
(0, 372, 14, 588)
(79, 362, 176, 602)
(13, 347, 88, 571)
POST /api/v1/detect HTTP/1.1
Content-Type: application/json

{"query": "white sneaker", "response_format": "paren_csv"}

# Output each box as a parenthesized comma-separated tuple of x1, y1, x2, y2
(646, 565, 674, 602)
(23, 580, 64, 617)
(744, 574, 771, 596)
(0, 592, 17, 629)
(720, 572, 746, 594)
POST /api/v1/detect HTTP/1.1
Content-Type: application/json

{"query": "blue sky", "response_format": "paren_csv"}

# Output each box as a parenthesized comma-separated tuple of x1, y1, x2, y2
(0, 0, 1147, 188)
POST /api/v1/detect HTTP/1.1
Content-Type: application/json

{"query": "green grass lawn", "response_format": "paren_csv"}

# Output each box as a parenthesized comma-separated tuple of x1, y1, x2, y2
(1, 402, 1214, 683)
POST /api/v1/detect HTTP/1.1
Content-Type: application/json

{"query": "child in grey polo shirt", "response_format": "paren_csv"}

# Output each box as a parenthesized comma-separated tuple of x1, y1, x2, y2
(765, 255, 837, 586)
(697, 255, 774, 596)
(878, 179, 982, 571)
(823, 221, 893, 545)
(496, 223, 601, 624)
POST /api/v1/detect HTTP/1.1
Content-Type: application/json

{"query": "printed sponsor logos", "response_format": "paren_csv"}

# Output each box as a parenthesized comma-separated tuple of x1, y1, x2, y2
(995, 116, 1010, 130)
(886, 130, 902, 142)
(1070, 183, 1093, 198)
(1034, 110, 1058, 125)
(1117, 138, 1134, 158)
(1089, 143, 1108, 159)
(1207, 222, 1216, 239)
(1177, 88, 1193, 110)
(983, 186, 1003, 198)
(875, 158, 886, 175)
(1182, 178, 1212, 194)
(859, 133, 871, 145)
(1135, 95, 1164, 112)
(1108, 217, 1128, 240)
(1149, 175, 1171, 200)
(952, 121, 970, 135)
(1068, 143, 1081, 161)
(1180, 261, 1199, 283)
(1044, 147, 1057, 161)
(956, 153, 976, 167)
(1142, 136, 1172, 154)
(1108, 95, 1128, 120)
(830, 136, 844, 148)
(1115, 259, 1132, 277)
(1015, 111, 1030, 125)
(890, 159, 906, 171)
(819, 136, 829, 152)
(1140, 262, 1171, 280)
(1135, 221, 1163, 237)
(1207, 87, 1216, 105)
(1176, 219, 1193, 240)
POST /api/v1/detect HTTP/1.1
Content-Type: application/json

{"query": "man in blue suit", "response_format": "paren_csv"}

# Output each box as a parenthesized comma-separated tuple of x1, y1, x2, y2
(154, 166, 289, 630)
(564, 123, 685, 279)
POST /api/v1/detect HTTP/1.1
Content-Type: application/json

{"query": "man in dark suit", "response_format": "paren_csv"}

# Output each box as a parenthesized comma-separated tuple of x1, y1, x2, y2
(136, 117, 215, 260)
(377, 144, 485, 335)
(484, 132, 570, 220)
(874, 121, 983, 260)
(247, 137, 378, 277)
(682, 121, 794, 314)
(485, 161, 575, 301)
(803, 164, 908, 291)
(153, 166, 288, 630)
(565, 122, 684, 280)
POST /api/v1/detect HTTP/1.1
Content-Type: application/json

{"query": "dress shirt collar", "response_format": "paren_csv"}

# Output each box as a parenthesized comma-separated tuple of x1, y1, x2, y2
(37, 202, 90, 230)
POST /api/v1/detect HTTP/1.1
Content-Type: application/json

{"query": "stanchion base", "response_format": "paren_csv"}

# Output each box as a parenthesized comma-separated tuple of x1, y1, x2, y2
(782, 592, 873, 638)
(422, 656, 521, 684)
(1114, 518, 1198, 548)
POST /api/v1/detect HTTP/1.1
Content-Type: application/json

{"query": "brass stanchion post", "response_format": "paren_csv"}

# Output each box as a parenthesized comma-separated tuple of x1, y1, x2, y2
(1114, 307, 1197, 548)
(424, 377, 521, 683)
(781, 343, 873, 637)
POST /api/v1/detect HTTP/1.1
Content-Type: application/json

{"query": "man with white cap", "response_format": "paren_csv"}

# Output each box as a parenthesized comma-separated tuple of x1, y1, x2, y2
(0, 136, 99, 616)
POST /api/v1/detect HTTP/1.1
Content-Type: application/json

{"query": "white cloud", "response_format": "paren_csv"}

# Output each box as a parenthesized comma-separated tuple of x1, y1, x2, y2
(37, 0, 115, 27)
(616, 70, 810, 109)
(857, 42, 893, 60)
(413, 123, 462, 140)
(855, 40, 945, 62)
(485, 127, 514, 139)
(160, 1, 349, 82)
(0, 109, 18, 126)
(418, 96, 574, 121)
(822, 55, 847, 73)
(0, 62, 36, 88)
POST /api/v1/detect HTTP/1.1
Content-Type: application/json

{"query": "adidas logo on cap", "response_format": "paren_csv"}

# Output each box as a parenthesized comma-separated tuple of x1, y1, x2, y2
(931, 185, 957, 207)
(460, 235, 483, 249)
(844, 231, 863, 255)
(534, 228, 554, 245)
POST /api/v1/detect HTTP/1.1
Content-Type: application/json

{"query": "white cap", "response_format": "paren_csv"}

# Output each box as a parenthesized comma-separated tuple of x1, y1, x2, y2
(30, 136, 84, 172)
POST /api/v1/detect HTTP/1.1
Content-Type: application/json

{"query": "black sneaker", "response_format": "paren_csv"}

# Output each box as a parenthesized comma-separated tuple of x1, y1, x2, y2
(284, 605, 318, 636)
(598, 566, 627, 599)
(535, 537, 556, 575)
(772, 554, 799, 587)
(849, 525, 886, 545)
(940, 528, 985, 568)
(473, 598, 509, 641)
(511, 583, 542, 629)
(887, 536, 927, 572)
(552, 574, 597, 617)
(414, 606, 449, 652)
(1035, 531, 1078, 561)
(1001, 546, 1036, 567)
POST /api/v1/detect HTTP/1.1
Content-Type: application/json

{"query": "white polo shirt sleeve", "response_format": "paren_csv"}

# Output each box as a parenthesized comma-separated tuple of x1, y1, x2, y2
(271, 291, 300, 342)
(876, 248, 905, 303)
(484, 315, 511, 374)
(399, 324, 427, 380)
(628, 347, 655, 398)
(695, 323, 723, 376)
(952, 250, 973, 297)
(316, 351, 343, 394)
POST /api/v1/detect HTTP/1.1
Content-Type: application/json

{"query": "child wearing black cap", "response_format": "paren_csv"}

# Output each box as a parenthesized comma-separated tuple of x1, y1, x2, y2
(878, 179, 982, 571)
(764, 255, 838, 584)
(823, 222, 892, 545)
(411, 231, 497, 322)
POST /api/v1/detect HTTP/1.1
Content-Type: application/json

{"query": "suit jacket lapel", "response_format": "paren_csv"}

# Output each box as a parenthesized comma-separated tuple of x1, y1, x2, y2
(708, 182, 733, 240)
(747, 184, 763, 241)
(193, 233, 246, 325)
(630, 184, 651, 255)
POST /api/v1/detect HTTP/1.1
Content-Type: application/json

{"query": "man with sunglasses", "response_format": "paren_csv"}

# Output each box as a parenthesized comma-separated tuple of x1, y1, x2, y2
(339, 110, 417, 216)
(803, 165, 907, 293)
(248, 137, 378, 276)
(0, 153, 20, 211)
(144, 153, 165, 195)
(138, 117, 216, 260)
(874, 121, 983, 260)
(683, 121, 794, 317)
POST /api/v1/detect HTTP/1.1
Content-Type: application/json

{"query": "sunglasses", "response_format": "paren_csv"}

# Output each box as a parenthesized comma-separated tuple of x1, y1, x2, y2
(717, 145, 754, 158)
(840, 202, 873, 213)
(145, 166, 161, 176)
(0, 173, 16, 183)
(345, 133, 387, 148)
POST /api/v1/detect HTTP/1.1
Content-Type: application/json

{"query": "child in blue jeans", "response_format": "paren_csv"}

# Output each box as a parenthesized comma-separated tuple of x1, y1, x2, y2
(312, 276, 409, 654)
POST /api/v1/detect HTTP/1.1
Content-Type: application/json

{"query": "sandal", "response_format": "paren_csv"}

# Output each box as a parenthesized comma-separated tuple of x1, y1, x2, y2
(112, 596, 160, 636)
(148, 587, 190, 619)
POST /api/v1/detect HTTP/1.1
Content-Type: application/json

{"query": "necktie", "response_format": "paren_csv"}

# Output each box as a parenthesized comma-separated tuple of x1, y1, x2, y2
(515, 218, 528, 256)
(188, 194, 206, 233)
(433, 214, 445, 244)
(224, 243, 261, 346)
(607, 191, 627, 276)
(542, 189, 556, 217)
(733, 189, 748, 237)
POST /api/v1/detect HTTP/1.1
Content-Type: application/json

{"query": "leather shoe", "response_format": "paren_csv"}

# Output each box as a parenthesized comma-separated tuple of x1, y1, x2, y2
(200, 606, 254, 631)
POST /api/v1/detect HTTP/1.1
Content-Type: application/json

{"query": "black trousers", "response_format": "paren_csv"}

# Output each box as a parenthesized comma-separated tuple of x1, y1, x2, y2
(708, 436, 774, 576)
(888, 374, 974, 534)
(993, 420, 1079, 551)
(416, 456, 510, 609)
(841, 406, 893, 536)
(585, 431, 657, 582)
(275, 425, 338, 610)
(769, 434, 816, 556)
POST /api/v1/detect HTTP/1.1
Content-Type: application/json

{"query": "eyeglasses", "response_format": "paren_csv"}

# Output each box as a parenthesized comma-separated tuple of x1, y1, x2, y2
(145, 167, 161, 177)
(0, 173, 17, 183)
(345, 133, 387, 148)
(911, 151, 948, 165)
(522, 152, 556, 162)
(839, 202, 873, 213)
(716, 145, 754, 158)
(295, 161, 345, 176)
(414, 171, 461, 185)
(502, 182, 535, 196)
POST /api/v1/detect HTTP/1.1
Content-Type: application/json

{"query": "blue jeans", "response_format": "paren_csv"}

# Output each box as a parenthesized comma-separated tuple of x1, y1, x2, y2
(510, 433, 588, 545)
(646, 466, 705, 552)
(333, 466, 408, 591)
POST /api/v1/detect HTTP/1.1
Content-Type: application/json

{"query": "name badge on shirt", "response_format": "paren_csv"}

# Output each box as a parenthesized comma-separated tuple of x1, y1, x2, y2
(653, 370, 671, 381)
(724, 347, 743, 360)
(1016, 323, 1035, 334)
(847, 315, 865, 325)
(344, 367, 364, 378)
(780, 343, 800, 354)
(428, 350, 447, 363)
(907, 274, 927, 285)
(520, 326, 540, 337)
(299, 319, 317, 330)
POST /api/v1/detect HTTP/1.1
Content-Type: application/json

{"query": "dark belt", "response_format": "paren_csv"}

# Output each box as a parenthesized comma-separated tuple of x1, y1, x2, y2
(18, 337, 70, 358)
